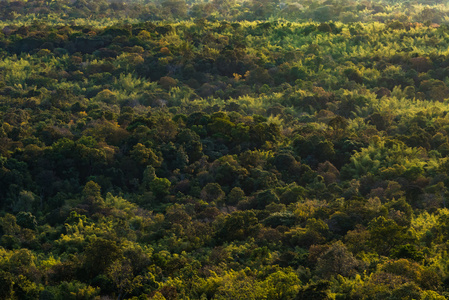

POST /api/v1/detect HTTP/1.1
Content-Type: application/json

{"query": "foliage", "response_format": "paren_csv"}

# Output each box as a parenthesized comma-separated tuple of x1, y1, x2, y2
(1, 1, 449, 299)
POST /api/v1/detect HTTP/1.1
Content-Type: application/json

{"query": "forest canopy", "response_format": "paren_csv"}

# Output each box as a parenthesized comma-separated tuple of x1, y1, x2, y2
(2, 0, 449, 299)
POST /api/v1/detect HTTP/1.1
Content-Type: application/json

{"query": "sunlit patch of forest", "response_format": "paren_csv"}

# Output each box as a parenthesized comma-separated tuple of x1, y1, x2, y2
(2, 0, 449, 299)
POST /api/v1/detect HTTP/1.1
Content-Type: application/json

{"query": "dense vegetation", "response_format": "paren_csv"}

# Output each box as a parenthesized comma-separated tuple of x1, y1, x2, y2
(3, 0, 449, 299)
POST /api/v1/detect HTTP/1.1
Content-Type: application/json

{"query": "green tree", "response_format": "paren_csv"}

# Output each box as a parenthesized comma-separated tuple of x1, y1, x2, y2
(264, 269, 301, 300)
(0, 271, 14, 299)
(316, 241, 362, 278)
(200, 183, 225, 204)
(218, 211, 260, 242)
(83, 238, 121, 279)
(16, 212, 37, 230)
(295, 280, 332, 300)
(130, 143, 162, 167)
(368, 216, 407, 255)
(82, 181, 104, 209)
(108, 259, 142, 300)
(150, 177, 171, 199)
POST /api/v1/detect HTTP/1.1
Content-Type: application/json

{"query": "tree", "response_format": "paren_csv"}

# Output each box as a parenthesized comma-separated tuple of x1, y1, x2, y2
(213, 270, 266, 299)
(13, 274, 40, 300)
(264, 269, 301, 300)
(83, 238, 121, 279)
(82, 181, 104, 210)
(16, 212, 37, 230)
(13, 190, 36, 213)
(254, 189, 280, 209)
(150, 177, 171, 199)
(200, 183, 225, 204)
(226, 187, 246, 206)
(161, 0, 187, 19)
(1, 213, 20, 235)
(316, 241, 362, 278)
(295, 280, 332, 300)
(108, 259, 142, 300)
(0, 271, 14, 299)
(368, 216, 406, 255)
(131, 143, 162, 167)
(218, 210, 259, 242)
